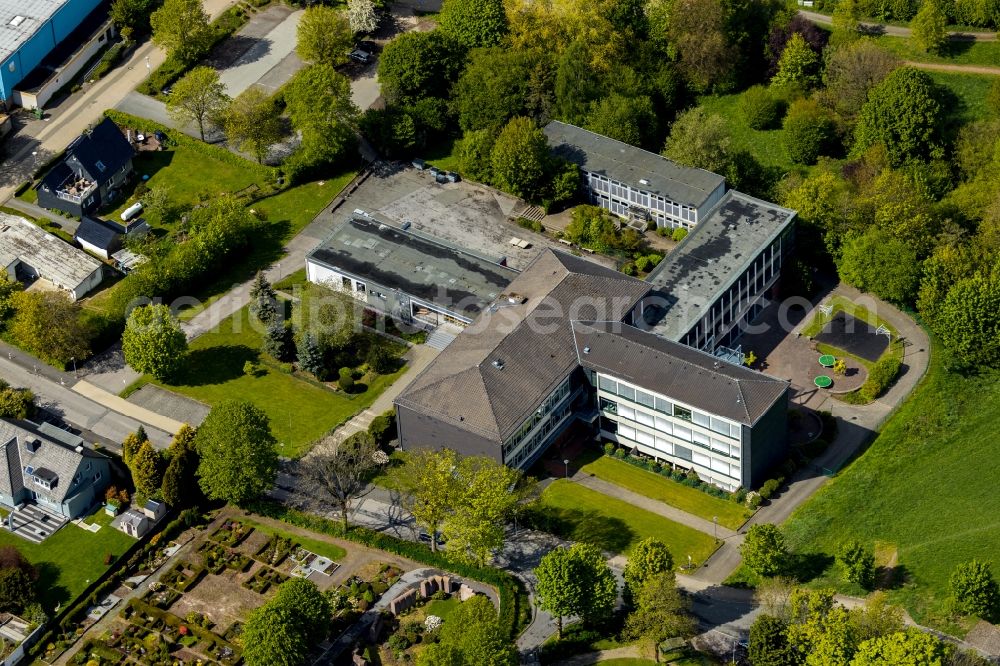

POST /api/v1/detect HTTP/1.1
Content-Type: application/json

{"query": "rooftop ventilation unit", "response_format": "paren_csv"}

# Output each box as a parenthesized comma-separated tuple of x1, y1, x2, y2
(583, 346, 591, 354)
(504, 293, 526, 305)
(639, 179, 650, 186)
(24, 439, 40, 453)
(492, 359, 505, 370)
(9, 16, 25, 27)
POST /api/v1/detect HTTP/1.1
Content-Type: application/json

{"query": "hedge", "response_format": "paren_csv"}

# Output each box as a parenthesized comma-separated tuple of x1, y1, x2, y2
(102, 109, 280, 181)
(91, 42, 126, 81)
(245, 500, 531, 641)
(860, 356, 902, 402)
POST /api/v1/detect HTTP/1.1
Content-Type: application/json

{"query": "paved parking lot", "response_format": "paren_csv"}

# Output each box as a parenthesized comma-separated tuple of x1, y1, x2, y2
(327, 166, 615, 271)
(212, 5, 304, 97)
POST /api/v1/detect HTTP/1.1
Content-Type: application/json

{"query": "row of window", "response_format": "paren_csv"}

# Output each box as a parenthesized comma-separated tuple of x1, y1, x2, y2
(600, 401, 741, 460)
(503, 378, 572, 456)
(605, 419, 741, 482)
(507, 401, 572, 469)
(596, 375, 741, 440)
(586, 173, 699, 223)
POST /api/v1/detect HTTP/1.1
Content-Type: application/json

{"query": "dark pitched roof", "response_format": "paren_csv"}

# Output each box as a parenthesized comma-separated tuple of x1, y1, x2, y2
(63, 118, 134, 183)
(0, 420, 108, 505)
(543, 121, 725, 209)
(75, 216, 120, 251)
(396, 250, 650, 442)
(571, 321, 788, 425)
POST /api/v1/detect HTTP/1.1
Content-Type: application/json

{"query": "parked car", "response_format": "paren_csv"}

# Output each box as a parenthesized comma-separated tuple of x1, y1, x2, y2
(348, 48, 371, 64)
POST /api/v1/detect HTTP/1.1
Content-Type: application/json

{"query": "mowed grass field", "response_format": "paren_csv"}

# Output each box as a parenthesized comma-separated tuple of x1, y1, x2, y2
(3, 511, 136, 610)
(873, 36, 1000, 68)
(144, 307, 407, 456)
(579, 455, 750, 530)
(782, 352, 1000, 633)
(531, 480, 719, 565)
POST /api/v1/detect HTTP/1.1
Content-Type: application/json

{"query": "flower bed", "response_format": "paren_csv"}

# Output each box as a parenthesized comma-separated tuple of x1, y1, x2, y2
(242, 566, 288, 594)
(161, 561, 206, 593)
(209, 520, 254, 547)
(142, 583, 181, 610)
(119, 598, 241, 665)
(198, 542, 252, 574)
(253, 534, 296, 567)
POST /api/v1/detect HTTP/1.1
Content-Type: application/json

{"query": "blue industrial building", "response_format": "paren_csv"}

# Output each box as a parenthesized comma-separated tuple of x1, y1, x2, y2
(0, 0, 106, 106)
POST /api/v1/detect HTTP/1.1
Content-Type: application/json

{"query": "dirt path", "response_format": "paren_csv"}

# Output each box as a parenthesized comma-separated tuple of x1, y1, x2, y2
(798, 9, 998, 40)
(904, 60, 1000, 75)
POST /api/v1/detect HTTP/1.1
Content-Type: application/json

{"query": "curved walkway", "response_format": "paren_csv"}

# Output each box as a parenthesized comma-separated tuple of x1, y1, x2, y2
(904, 60, 1000, 75)
(799, 9, 998, 40)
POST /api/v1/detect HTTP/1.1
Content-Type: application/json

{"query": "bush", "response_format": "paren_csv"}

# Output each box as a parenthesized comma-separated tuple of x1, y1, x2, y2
(783, 98, 837, 165)
(860, 355, 901, 402)
(338, 367, 354, 391)
(603, 442, 616, 456)
(368, 411, 397, 445)
(516, 217, 544, 233)
(951, 560, 1000, 620)
(739, 85, 784, 130)
(671, 227, 688, 242)
(91, 42, 126, 81)
(759, 478, 782, 500)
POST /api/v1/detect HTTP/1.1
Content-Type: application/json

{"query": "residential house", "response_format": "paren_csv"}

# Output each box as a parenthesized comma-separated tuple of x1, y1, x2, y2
(0, 211, 103, 300)
(74, 215, 148, 260)
(0, 419, 111, 519)
(36, 117, 134, 217)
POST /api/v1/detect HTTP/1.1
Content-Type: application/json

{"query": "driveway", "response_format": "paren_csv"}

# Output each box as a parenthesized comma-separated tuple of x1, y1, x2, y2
(213, 6, 305, 97)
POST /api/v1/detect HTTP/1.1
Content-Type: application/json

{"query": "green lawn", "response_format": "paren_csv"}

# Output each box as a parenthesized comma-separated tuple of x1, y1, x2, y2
(697, 93, 797, 173)
(145, 306, 408, 457)
(107, 148, 266, 227)
(239, 518, 347, 562)
(579, 455, 750, 530)
(530, 480, 719, 563)
(252, 172, 355, 238)
(422, 136, 462, 174)
(1, 516, 136, 610)
(782, 352, 1000, 635)
(873, 36, 1000, 68)
(927, 71, 996, 126)
(424, 597, 461, 621)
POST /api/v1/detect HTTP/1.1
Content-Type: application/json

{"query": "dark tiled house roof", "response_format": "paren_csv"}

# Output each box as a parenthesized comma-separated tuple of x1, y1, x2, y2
(396, 250, 650, 441)
(571, 321, 789, 426)
(75, 216, 119, 251)
(0, 420, 107, 506)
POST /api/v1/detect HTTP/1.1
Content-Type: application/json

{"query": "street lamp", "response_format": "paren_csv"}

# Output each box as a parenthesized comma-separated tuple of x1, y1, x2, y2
(71, 356, 77, 378)
(563, 459, 570, 478)
(145, 56, 150, 75)
(713, 516, 718, 541)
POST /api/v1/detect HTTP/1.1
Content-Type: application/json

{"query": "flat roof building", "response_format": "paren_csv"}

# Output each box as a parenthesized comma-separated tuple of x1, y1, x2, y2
(639, 191, 796, 352)
(544, 121, 727, 230)
(0, 0, 108, 107)
(0, 212, 103, 300)
(306, 216, 519, 328)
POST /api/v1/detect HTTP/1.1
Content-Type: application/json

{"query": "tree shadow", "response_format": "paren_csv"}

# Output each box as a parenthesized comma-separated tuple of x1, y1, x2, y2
(524, 506, 634, 554)
(171, 345, 259, 386)
(876, 562, 910, 591)
(787, 551, 836, 583)
(35, 561, 71, 611)
(206, 35, 273, 71)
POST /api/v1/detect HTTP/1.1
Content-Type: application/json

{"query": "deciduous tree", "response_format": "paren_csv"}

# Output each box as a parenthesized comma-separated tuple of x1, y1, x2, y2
(490, 116, 550, 201)
(167, 66, 229, 141)
(224, 87, 282, 164)
(666, 0, 735, 92)
(347, 0, 379, 34)
(663, 108, 732, 174)
(377, 31, 466, 103)
(838, 539, 876, 589)
(122, 304, 188, 380)
(852, 67, 944, 166)
(771, 33, 820, 89)
(624, 572, 694, 661)
(284, 64, 358, 166)
(950, 559, 1000, 619)
(399, 449, 460, 552)
(195, 400, 278, 505)
(852, 629, 951, 665)
(783, 98, 837, 165)
(838, 227, 921, 305)
(821, 41, 900, 122)
(740, 523, 787, 577)
(585, 93, 657, 148)
(935, 272, 1000, 368)
(442, 456, 524, 566)
(749, 614, 794, 666)
(439, 0, 508, 47)
(150, 0, 211, 63)
(9, 291, 92, 366)
(296, 5, 353, 67)
(0, 568, 34, 613)
(535, 543, 617, 637)
(243, 578, 332, 666)
(425, 595, 517, 665)
(911, 0, 949, 54)
(110, 0, 153, 39)
(302, 431, 379, 531)
(623, 537, 674, 600)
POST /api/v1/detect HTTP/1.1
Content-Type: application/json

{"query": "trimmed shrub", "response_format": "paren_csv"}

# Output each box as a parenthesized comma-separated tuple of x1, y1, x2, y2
(671, 227, 688, 242)
(338, 367, 354, 392)
(783, 98, 837, 165)
(860, 356, 901, 402)
(739, 85, 784, 130)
